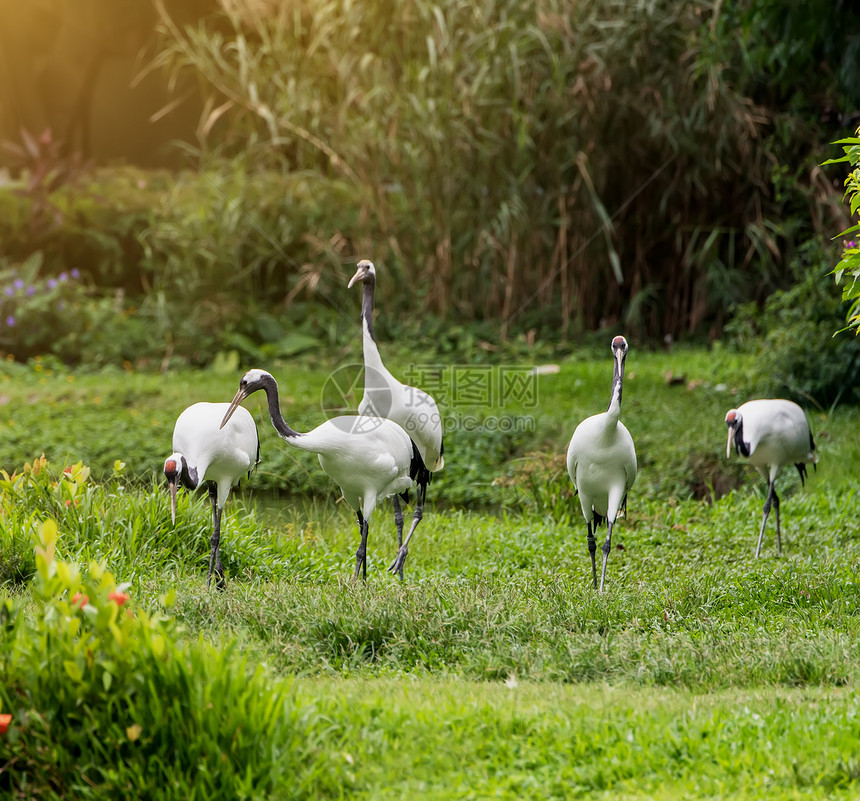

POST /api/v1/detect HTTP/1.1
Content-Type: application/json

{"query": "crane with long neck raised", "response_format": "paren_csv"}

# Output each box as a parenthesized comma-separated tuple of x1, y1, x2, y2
(566, 336, 638, 591)
(348, 259, 444, 578)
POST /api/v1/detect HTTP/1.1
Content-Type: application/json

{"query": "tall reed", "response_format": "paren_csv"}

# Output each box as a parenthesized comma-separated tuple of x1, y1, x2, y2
(147, 0, 839, 339)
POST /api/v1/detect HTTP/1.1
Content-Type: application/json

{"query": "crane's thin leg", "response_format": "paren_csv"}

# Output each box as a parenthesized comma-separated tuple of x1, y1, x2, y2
(354, 511, 368, 582)
(773, 489, 782, 557)
(586, 520, 598, 590)
(207, 485, 226, 590)
(388, 482, 426, 579)
(599, 520, 613, 593)
(755, 480, 776, 559)
(393, 495, 405, 551)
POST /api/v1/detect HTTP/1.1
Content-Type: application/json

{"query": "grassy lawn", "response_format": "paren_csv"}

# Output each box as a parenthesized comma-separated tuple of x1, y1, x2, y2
(2, 344, 860, 797)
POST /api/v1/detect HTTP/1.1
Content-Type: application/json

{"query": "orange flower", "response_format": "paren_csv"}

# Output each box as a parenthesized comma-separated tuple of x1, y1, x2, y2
(108, 591, 130, 606)
(0, 714, 11, 735)
(71, 592, 89, 608)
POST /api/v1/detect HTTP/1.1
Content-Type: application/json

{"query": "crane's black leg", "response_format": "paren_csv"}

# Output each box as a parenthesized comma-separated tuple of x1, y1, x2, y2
(354, 511, 368, 581)
(586, 520, 598, 590)
(393, 495, 405, 552)
(755, 480, 776, 559)
(599, 520, 613, 593)
(388, 481, 426, 579)
(773, 489, 782, 557)
(207, 484, 226, 590)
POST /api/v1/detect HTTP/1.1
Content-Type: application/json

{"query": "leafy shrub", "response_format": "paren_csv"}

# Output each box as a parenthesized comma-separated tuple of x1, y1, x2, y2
(0, 250, 154, 366)
(726, 240, 860, 406)
(0, 520, 352, 799)
(825, 126, 860, 334)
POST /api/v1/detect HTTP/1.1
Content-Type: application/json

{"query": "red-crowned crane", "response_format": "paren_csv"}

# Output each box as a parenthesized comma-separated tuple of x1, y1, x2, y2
(348, 259, 445, 578)
(220, 368, 419, 581)
(725, 399, 818, 558)
(163, 401, 259, 589)
(566, 336, 637, 591)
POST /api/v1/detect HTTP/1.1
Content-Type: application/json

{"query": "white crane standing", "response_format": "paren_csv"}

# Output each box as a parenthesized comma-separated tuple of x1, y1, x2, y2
(566, 336, 637, 591)
(725, 399, 818, 558)
(347, 259, 445, 578)
(220, 369, 419, 580)
(163, 401, 259, 589)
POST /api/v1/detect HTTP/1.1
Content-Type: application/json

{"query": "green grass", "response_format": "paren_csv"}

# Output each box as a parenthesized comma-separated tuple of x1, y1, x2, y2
(289, 679, 860, 799)
(2, 345, 860, 797)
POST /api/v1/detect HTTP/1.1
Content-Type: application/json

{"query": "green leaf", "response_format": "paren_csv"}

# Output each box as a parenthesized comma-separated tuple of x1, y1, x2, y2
(64, 659, 83, 682)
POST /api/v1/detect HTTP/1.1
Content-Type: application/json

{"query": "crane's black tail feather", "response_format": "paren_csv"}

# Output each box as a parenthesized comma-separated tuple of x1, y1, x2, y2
(401, 440, 431, 502)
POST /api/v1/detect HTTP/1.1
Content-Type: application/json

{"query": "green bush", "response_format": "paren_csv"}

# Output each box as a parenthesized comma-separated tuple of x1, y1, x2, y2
(825, 126, 860, 334)
(0, 520, 352, 799)
(726, 240, 860, 406)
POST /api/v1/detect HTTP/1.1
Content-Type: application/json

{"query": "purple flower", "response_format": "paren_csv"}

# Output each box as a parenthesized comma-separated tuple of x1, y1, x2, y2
(59, 272, 68, 282)
(3, 287, 12, 297)
(47, 278, 57, 289)
(5, 316, 14, 327)
(25, 286, 35, 296)
(71, 269, 80, 279)
(13, 279, 23, 290)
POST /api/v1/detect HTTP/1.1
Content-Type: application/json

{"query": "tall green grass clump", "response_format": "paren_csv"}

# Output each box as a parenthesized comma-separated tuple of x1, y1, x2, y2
(0, 520, 353, 799)
(0, 454, 341, 588)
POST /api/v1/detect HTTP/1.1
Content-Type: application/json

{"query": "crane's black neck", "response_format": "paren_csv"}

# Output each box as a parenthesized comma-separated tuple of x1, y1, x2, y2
(184, 463, 199, 490)
(361, 276, 376, 342)
(259, 374, 301, 440)
(171, 458, 198, 491)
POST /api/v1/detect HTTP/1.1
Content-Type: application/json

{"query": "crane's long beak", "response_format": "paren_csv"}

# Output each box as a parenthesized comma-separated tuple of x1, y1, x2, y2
(220, 389, 248, 430)
(347, 267, 363, 289)
(168, 478, 178, 525)
(726, 426, 735, 459)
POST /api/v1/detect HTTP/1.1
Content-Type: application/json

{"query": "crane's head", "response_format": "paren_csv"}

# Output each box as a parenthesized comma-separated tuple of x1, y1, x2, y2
(347, 259, 376, 289)
(220, 369, 273, 429)
(163, 452, 186, 525)
(611, 335, 628, 356)
(611, 335, 628, 374)
(725, 408, 742, 458)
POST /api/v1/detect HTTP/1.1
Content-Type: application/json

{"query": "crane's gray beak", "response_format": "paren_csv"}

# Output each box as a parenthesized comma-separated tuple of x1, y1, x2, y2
(614, 346, 626, 379)
(168, 477, 178, 525)
(726, 425, 735, 459)
(347, 267, 364, 289)
(220, 389, 248, 430)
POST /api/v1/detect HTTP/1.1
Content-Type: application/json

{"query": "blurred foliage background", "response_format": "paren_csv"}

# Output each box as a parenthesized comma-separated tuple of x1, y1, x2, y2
(0, 0, 859, 405)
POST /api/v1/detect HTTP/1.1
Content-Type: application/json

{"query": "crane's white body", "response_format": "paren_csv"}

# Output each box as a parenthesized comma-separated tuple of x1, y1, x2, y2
(221, 369, 415, 579)
(567, 413, 637, 523)
(726, 399, 817, 481)
(164, 401, 259, 588)
(566, 336, 637, 591)
(170, 402, 258, 509)
(290, 414, 415, 522)
(726, 398, 817, 558)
